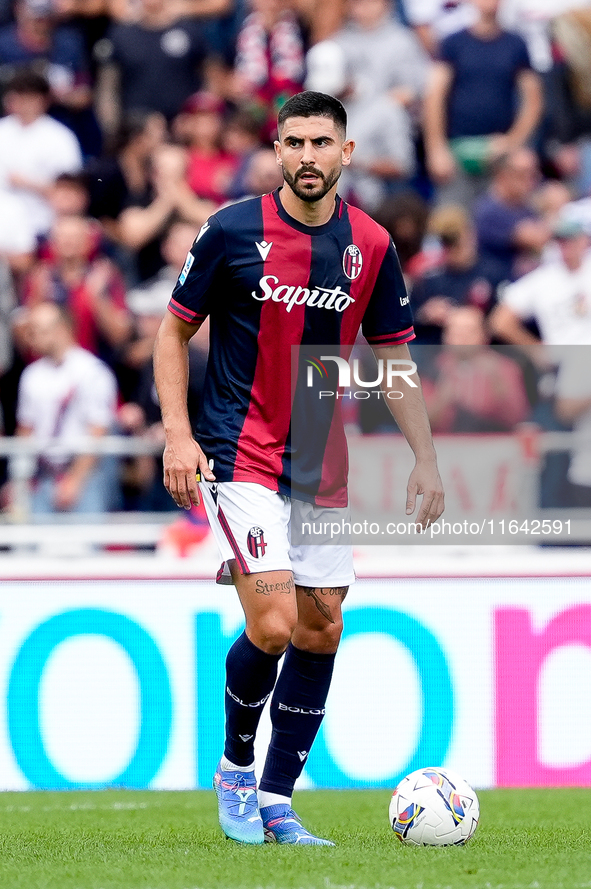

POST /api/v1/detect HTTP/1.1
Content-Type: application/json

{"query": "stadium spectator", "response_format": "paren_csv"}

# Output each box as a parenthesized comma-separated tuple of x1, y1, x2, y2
(14, 300, 120, 514)
(233, 0, 306, 141)
(239, 145, 283, 197)
(22, 213, 132, 365)
(223, 108, 267, 199)
(119, 219, 209, 510)
(52, 1, 111, 80)
(422, 304, 530, 432)
(95, 0, 209, 140)
(84, 110, 167, 246)
(411, 204, 503, 344)
(176, 91, 239, 205)
(555, 347, 591, 507)
(473, 147, 550, 282)
(117, 141, 213, 283)
(0, 0, 11, 25)
(125, 219, 200, 357)
(372, 190, 430, 278)
(0, 69, 82, 238)
(305, 0, 429, 210)
(405, 0, 475, 57)
(0, 0, 100, 156)
(0, 189, 36, 273)
(489, 211, 591, 508)
(0, 257, 15, 379)
(489, 214, 591, 347)
(291, 0, 346, 44)
(46, 170, 90, 219)
(423, 0, 542, 206)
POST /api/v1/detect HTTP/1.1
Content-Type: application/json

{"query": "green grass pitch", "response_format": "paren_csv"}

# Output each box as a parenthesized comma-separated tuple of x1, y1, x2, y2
(0, 788, 590, 889)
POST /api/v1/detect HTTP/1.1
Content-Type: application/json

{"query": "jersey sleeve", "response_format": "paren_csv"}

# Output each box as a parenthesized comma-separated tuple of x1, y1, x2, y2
(168, 215, 226, 324)
(361, 239, 415, 347)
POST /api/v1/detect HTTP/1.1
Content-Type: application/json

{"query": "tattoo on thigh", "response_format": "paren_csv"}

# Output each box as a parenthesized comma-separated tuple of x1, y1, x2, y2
(300, 587, 348, 623)
(255, 577, 295, 596)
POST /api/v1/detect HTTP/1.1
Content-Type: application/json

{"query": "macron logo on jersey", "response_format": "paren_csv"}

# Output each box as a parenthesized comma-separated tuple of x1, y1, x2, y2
(195, 221, 210, 242)
(255, 240, 273, 261)
(252, 275, 355, 314)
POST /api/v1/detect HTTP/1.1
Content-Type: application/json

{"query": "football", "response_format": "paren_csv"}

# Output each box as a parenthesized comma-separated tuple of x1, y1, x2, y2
(389, 767, 479, 846)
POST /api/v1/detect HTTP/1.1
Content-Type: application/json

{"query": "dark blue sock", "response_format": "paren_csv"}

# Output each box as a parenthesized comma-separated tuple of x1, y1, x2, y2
(224, 631, 282, 767)
(259, 643, 335, 796)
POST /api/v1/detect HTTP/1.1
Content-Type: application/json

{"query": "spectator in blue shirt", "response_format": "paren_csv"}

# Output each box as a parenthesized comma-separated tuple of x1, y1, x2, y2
(474, 147, 550, 283)
(423, 0, 542, 207)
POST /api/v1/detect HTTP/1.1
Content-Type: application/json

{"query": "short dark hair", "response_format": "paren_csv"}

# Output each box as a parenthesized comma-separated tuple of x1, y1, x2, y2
(5, 68, 51, 97)
(53, 171, 90, 191)
(277, 91, 347, 137)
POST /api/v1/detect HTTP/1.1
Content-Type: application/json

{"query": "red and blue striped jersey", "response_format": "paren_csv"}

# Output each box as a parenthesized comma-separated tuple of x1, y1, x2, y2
(168, 188, 414, 506)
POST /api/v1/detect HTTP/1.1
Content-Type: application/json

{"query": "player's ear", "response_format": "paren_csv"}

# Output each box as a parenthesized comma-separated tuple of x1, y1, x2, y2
(342, 139, 355, 167)
(274, 141, 282, 165)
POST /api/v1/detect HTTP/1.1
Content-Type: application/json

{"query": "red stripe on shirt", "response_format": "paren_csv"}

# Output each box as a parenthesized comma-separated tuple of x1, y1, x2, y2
(337, 204, 391, 345)
(366, 326, 416, 345)
(233, 192, 310, 485)
(315, 205, 391, 504)
(168, 297, 205, 324)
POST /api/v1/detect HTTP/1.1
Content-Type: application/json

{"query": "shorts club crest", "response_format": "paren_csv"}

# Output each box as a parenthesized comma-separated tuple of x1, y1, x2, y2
(247, 526, 267, 558)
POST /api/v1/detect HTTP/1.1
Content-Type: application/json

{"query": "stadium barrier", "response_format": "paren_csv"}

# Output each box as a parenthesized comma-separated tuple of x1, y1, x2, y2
(1, 431, 591, 548)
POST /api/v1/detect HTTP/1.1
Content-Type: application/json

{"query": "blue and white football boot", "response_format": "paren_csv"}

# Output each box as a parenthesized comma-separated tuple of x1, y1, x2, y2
(260, 803, 335, 846)
(213, 761, 264, 844)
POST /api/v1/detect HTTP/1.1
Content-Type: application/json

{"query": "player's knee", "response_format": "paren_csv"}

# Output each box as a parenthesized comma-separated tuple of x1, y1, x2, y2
(297, 616, 343, 654)
(249, 614, 295, 655)
(321, 616, 344, 651)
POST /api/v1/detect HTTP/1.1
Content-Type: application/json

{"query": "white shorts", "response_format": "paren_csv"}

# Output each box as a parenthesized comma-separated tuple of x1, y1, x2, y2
(199, 480, 355, 588)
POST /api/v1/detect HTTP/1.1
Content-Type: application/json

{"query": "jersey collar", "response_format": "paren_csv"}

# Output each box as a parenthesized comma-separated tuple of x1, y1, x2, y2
(270, 187, 343, 235)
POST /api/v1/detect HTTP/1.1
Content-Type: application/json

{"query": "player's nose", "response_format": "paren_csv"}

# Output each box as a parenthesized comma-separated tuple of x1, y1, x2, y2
(300, 139, 316, 165)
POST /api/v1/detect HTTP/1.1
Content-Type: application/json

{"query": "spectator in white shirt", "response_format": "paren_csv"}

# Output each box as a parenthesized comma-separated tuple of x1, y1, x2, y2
(16, 301, 120, 514)
(490, 215, 591, 349)
(0, 69, 82, 239)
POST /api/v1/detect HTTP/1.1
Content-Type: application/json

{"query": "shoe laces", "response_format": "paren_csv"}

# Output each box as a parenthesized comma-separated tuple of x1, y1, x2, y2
(283, 808, 302, 825)
(228, 773, 254, 793)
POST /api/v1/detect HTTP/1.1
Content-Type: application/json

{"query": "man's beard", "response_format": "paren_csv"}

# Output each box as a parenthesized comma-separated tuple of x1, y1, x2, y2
(282, 164, 341, 202)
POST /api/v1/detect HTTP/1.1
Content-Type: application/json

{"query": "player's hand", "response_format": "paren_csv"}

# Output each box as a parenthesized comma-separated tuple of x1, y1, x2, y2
(406, 458, 444, 530)
(163, 435, 215, 509)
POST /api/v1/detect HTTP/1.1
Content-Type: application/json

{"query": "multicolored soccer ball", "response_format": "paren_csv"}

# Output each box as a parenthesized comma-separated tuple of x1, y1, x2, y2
(389, 767, 479, 846)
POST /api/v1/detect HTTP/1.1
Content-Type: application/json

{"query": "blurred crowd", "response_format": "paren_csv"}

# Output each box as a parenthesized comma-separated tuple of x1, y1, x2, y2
(1, 0, 591, 517)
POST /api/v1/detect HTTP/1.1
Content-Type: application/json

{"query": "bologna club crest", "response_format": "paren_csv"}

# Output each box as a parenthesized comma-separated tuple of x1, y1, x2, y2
(343, 244, 363, 280)
(247, 527, 267, 558)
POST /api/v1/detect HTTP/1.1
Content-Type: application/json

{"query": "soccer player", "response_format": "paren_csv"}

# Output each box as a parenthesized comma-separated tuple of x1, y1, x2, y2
(153, 91, 444, 846)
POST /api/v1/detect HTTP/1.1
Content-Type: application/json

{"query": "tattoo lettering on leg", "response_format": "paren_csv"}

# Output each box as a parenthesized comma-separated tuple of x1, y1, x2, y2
(255, 577, 295, 596)
(300, 587, 347, 623)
